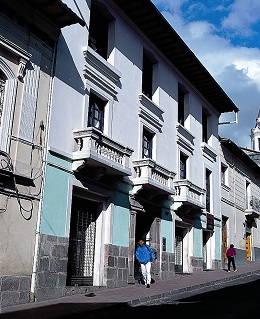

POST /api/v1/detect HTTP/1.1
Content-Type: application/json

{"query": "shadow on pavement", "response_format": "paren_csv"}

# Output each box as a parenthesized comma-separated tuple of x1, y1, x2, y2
(1, 279, 260, 319)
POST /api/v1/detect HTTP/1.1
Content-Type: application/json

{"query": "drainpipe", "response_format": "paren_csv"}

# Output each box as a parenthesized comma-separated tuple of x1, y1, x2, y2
(30, 42, 57, 301)
(232, 156, 237, 238)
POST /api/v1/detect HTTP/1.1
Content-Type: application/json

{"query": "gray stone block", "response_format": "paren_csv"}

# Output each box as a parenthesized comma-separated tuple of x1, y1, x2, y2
(50, 258, 68, 273)
(168, 263, 174, 271)
(114, 245, 119, 256)
(58, 237, 69, 244)
(36, 272, 46, 287)
(1, 291, 19, 307)
(107, 268, 117, 281)
(44, 273, 59, 288)
(119, 246, 128, 257)
(1, 276, 19, 292)
(19, 291, 30, 304)
(58, 274, 67, 287)
(19, 276, 31, 291)
(118, 257, 126, 268)
(108, 256, 115, 267)
(52, 245, 68, 258)
(122, 269, 128, 281)
(39, 256, 50, 271)
(107, 244, 115, 255)
(47, 234, 58, 243)
(39, 241, 51, 257)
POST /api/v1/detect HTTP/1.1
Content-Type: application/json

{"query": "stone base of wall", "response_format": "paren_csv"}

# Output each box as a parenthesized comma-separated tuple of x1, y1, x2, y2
(35, 234, 69, 301)
(252, 247, 260, 262)
(0, 275, 31, 308)
(161, 252, 175, 280)
(191, 257, 203, 273)
(104, 244, 129, 288)
(213, 259, 222, 270)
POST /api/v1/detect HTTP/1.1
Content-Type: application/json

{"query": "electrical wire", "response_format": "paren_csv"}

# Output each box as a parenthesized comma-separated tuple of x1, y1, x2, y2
(0, 150, 34, 220)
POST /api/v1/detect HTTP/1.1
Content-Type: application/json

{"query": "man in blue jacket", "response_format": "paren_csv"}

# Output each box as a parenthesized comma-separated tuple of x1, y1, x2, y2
(135, 239, 156, 288)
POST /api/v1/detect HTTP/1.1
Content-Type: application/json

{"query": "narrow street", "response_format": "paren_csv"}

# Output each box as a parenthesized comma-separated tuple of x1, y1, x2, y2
(86, 274, 260, 319)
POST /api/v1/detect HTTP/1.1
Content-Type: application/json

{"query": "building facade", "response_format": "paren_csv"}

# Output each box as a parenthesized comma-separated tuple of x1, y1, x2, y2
(220, 137, 260, 266)
(34, 0, 238, 302)
(0, 0, 84, 308)
(1, 0, 244, 308)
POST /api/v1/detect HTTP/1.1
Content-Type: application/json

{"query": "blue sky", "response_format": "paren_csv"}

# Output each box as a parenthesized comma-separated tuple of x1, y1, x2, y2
(152, 0, 260, 148)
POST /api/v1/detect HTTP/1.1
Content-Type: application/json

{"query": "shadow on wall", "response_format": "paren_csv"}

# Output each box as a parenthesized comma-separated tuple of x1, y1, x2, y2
(55, 34, 85, 95)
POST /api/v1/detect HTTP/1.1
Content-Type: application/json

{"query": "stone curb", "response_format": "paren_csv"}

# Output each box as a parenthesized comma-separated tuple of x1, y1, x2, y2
(127, 269, 260, 307)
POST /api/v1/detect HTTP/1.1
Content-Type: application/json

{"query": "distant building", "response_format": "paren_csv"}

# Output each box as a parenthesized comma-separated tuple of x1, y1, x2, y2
(220, 137, 260, 265)
(251, 110, 260, 152)
(246, 110, 260, 165)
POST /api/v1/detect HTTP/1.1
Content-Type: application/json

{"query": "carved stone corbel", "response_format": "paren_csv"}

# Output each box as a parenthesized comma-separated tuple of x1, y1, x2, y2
(17, 57, 27, 80)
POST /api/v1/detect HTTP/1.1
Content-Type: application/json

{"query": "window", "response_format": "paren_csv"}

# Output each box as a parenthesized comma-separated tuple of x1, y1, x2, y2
(88, 93, 105, 131)
(178, 84, 185, 125)
(205, 169, 211, 212)
(0, 73, 6, 129)
(221, 164, 227, 185)
(245, 181, 250, 209)
(258, 138, 260, 151)
(88, 4, 109, 59)
(180, 153, 188, 179)
(142, 52, 153, 99)
(142, 128, 154, 159)
(202, 108, 209, 143)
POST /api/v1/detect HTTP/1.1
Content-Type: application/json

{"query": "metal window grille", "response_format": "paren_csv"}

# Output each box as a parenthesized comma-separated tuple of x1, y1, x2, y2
(175, 228, 183, 272)
(67, 198, 97, 286)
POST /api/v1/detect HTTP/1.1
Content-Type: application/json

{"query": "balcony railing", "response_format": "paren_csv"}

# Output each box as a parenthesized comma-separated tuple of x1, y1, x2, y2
(72, 127, 133, 176)
(245, 196, 260, 218)
(132, 158, 175, 195)
(173, 179, 206, 209)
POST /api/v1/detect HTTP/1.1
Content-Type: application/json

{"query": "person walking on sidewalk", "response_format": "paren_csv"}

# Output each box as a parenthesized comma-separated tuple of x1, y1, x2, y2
(135, 239, 156, 288)
(227, 244, 237, 272)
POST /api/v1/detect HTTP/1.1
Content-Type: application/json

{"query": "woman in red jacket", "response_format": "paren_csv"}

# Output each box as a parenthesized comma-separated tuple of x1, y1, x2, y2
(227, 244, 237, 272)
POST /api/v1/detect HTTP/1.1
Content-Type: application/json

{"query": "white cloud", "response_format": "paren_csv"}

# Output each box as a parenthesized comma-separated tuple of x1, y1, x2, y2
(151, 0, 188, 15)
(222, 0, 260, 36)
(152, 0, 260, 147)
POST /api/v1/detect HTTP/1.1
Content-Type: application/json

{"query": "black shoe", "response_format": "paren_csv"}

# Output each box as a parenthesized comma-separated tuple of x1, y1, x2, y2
(147, 284, 150, 288)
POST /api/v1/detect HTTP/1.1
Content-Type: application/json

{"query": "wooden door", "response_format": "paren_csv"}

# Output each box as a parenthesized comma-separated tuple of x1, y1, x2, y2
(246, 233, 251, 261)
(222, 218, 228, 265)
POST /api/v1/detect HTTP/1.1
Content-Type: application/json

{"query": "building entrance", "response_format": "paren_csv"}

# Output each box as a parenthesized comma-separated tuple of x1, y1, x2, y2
(222, 217, 228, 266)
(175, 227, 183, 273)
(203, 231, 210, 270)
(134, 212, 155, 281)
(67, 196, 99, 286)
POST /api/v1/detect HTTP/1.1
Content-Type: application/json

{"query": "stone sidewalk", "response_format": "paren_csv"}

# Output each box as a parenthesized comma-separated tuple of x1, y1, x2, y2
(1, 262, 260, 318)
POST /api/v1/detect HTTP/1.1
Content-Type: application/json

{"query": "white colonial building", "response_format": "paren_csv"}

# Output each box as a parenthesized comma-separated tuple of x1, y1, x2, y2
(220, 137, 260, 265)
(35, 0, 239, 302)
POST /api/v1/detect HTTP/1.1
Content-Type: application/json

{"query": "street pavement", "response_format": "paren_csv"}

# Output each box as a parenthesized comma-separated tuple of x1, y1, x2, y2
(1, 262, 260, 318)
